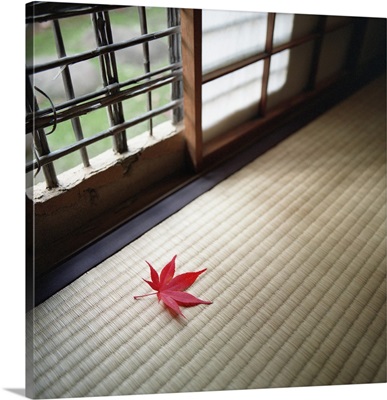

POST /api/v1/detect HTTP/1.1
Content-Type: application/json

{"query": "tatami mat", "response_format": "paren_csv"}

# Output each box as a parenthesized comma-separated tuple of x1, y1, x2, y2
(27, 75, 386, 398)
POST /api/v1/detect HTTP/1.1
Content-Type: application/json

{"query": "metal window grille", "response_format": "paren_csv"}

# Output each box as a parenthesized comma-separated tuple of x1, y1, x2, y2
(26, 2, 183, 189)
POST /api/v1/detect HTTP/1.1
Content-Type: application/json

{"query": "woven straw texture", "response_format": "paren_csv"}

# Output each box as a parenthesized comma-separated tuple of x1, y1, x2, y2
(28, 76, 386, 398)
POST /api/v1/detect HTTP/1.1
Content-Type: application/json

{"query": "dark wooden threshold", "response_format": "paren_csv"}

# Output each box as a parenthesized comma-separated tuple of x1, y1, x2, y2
(27, 69, 385, 312)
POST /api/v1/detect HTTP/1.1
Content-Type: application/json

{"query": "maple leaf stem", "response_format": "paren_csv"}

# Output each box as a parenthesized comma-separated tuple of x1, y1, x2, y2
(133, 292, 158, 300)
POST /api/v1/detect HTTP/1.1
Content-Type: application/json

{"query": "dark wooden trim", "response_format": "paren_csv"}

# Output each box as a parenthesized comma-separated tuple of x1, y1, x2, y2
(203, 52, 269, 84)
(345, 17, 368, 72)
(181, 8, 203, 171)
(258, 13, 276, 117)
(305, 16, 327, 91)
(273, 33, 318, 54)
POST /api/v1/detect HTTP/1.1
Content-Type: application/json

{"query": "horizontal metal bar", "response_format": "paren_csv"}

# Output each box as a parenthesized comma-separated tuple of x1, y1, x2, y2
(26, 99, 183, 173)
(27, 26, 180, 75)
(27, 70, 182, 132)
(28, 62, 182, 123)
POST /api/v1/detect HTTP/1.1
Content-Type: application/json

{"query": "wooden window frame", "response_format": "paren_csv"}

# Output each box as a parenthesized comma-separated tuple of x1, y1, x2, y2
(180, 9, 384, 170)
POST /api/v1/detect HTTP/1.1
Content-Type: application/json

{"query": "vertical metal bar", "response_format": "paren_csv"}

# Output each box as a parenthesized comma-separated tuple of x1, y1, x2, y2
(138, 6, 153, 136)
(92, 11, 128, 154)
(305, 15, 327, 91)
(26, 74, 59, 188)
(258, 13, 276, 117)
(167, 8, 183, 124)
(52, 19, 90, 167)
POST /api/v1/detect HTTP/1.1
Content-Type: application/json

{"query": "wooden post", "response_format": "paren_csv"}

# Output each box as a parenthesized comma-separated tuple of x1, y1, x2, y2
(259, 13, 276, 117)
(305, 15, 327, 91)
(181, 8, 203, 171)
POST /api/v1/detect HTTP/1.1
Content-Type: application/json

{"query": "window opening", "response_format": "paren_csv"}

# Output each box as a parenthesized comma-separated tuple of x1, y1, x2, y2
(200, 10, 358, 143)
(26, 3, 183, 188)
(202, 62, 264, 142)
(202, 10, 268, 74)
(201, 12, 295, 139)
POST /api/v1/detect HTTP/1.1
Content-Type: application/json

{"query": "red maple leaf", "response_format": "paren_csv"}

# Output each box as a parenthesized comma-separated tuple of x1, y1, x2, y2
(134, 255, 212, 318)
